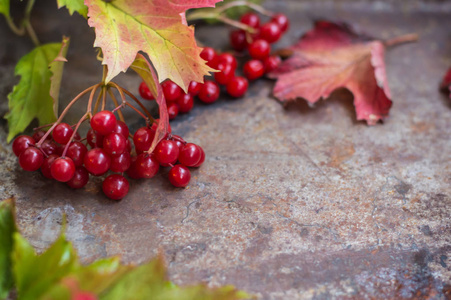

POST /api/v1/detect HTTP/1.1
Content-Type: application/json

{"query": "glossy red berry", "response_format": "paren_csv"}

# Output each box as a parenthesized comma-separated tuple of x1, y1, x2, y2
(87, 129, 104, 148)
(66, 141, 88, 167)
(134, 153, 159, 178)
(41, 154, 58, 179)
(67, 166, 89, 189)
(198, 81, 220, 104)
(53, 123, 73, 145)
(32, 130, 49, 143)
(227, 76, 249, 98)
(271, 13, 289, 32)
(167, 102, 179, 121)
(240, 12, 260, 29)
(103, 133, 127, 156)
(110, 151, 131, 173)
(113, 120, 130, 138)
(40, 140, 58, 156)
(214, 62, 235, 85)
(162, 80, 183, 103)
(188, 81, 202, 96)
(243, 60, 265, 81)
(168, 165, 191, 187)
(171, 135, 186, 151)
(177, 94, 194, 114)
(133, 127, 155, 152)
(19, 147, 44, 171)
(84, 148, 111, 176)
(260, 22, 282, 43)
(51, 157, 75, 182)
(263, 55, 282, 73)
(200, 47, 218, 68)
(139, 81, 154, 100)
(192, 146, 205, 167)
(178, 143, 202, 167)
(12, 135, 35, 157)
(154, 140, 179, 165)
(248, 39, 271, 60)
(91, 110, 117, 135)
(217, 53, 237, 70)
(230, 30, 248, 52)
(102, 174, 129, 200)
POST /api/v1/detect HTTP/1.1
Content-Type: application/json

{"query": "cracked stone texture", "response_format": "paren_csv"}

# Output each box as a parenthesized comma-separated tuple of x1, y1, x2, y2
(1, 0, 451, 299)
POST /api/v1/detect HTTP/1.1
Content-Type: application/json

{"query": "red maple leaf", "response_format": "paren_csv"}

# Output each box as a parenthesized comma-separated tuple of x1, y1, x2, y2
(270, 21, 399, 125)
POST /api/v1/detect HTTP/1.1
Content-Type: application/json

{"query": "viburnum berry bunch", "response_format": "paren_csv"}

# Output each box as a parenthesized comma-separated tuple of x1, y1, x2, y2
(12, 79, 205, 200)
(139, 9, 289, 121)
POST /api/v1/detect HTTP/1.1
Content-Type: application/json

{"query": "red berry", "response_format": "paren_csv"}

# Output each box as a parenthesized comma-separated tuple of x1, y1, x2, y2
(227, 76, 249, 98)
(177, 94, 194, 114)
(66, 166, 89, 189)
(188, 81, 202, 96)
(171, 135, 186, 151)
(192, 146, 205, 167)
(167, 102, 179, 121)
(19, 147, 44, 171)
(41, 154, 58, 179)
(53, 123, 73, 145)
(200, 47, 218, 68)
(248, 39, 271, 60)
(215, 62, 235, 85)
(32, 130, 49, 143)
(110, 151, 131, 173)
(168, 165, 191, 187)
(91, 111, 117, 136)
(178, 143, 202, 167)
(103, 132, 127, 156)
(243, 60, 265, 81)
(66, 141, 88, 167)
(40, 140, 58, 156)
(263, 55, 282, 73)
(240, 12, 260, 29)
(162, 80, 183, 103)
(102, 174, 129, 200)
(260, 22, 282, 43)
(139, 81, 154, 100)
(134, 153, 159, 178)
(12, 135, 35, 157)
(133, 127, 155, 152)
(230, 30, 248, 52)
(271, 13, 289, 32)
(154, 140, 179, 165)
(87, 129, 104, 148)
(113, 120, 130, 138)
(51, 157, 75, 182)
(198, 81, 220, 104)
(84, 148, 111, 176)
(217, 53, 237, 70)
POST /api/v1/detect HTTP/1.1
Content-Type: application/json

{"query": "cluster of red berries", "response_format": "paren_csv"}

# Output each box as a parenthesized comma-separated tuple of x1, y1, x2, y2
(138, 12, 289, 121)
(12, 110, 204, 200)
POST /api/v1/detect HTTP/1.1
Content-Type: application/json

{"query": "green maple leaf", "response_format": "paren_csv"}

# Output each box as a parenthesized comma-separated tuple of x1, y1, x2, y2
(57, 0, 88, 17)
(0, 199, 16, 300)
(5, 43, 63, 142)
(85, 0, 221, 91)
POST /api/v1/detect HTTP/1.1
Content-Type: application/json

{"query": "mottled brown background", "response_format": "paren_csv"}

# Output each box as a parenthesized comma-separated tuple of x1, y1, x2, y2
(0, 0, 450, 299)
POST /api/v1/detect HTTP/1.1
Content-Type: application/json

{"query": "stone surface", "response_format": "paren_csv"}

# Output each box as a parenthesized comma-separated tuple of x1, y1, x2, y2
(0, 0, 450, 299)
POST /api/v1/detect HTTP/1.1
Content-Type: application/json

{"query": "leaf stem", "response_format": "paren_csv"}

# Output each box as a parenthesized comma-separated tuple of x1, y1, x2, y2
(23, 0, 39, 46)
(92, 88, 104, 114)
(5, 16, 25, 36)
(217, 15, 256, 33)
(36, 85, 99, 147)
(384, 33, 418, 48)
(217, 0, 273, 16)
(107, 89, 125, 123)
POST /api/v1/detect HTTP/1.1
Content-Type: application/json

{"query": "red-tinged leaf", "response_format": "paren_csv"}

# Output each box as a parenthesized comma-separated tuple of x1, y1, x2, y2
(440, 67, 451, 97)
(270, 21, 393, 125)
(130, 54, 168, 153)
(85, 0, 221, 91)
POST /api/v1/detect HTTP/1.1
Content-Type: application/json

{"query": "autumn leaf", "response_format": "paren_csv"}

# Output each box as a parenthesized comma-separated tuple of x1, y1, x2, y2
(130, 54, 168, 153)
(440, 67, 451, 97)
(5, 43, 62, 142)
(57, 0, 88, 17)
(85, 0, 221, 91)
(270, 20, 397, 125)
